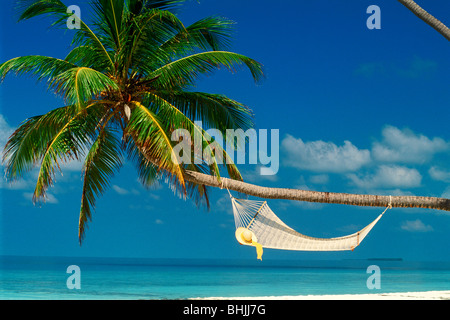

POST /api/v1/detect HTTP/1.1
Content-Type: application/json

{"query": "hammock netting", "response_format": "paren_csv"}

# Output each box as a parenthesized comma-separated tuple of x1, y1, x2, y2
(231, 195, 391, 260)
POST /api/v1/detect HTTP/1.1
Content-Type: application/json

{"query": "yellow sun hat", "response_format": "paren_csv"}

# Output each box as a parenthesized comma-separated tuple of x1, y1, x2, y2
(235, 227, 258, 245)
(235, 227, 263, 260)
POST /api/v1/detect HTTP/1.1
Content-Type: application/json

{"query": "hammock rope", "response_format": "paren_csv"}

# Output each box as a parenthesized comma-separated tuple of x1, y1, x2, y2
(230, 191, 392, 260)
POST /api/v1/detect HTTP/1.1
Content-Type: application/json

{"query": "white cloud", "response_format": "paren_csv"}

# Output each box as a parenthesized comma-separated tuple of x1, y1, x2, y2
(429, 166, 450, 183)
(147, 193, 160, 200)
(347, 165, 422, 189)
(280, 126, 449, 195)
(276, 198, 324, 211)
(400, 219, 433, 232)
(382, 189, 416, 197)
(355, 56, 437, 79)
(0, 178, 34, 190)
(59, 159, 84, 172)
(155, 219, 164, 225)
(282, 135, 371, 173)
(282, 126, 448, 175)
(0, 114, 14, 149)
(244, 165, 278, 183)
(396, 56, 437, 79)
(372, 125, 449, 164)
(442, 187, 450, 199)
(215, 193, 234, 215)
(112, 185, 129, 195)
(309, 174, 329, 185)
(354, 62, 386, 77)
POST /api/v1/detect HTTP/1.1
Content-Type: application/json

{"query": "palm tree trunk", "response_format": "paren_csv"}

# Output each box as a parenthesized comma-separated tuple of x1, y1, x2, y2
(184, 170, 450, 212)
(398, 0, 450, 41)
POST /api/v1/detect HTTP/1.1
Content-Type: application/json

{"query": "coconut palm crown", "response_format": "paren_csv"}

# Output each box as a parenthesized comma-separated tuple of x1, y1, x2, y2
(0, 0, 264, 242)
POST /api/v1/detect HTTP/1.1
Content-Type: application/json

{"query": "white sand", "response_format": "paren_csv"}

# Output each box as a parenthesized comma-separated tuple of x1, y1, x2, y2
(196, 290, 450, 300)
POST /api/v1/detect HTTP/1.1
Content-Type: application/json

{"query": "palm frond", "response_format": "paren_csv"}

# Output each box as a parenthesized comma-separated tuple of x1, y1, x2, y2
(3, 105, 78, 181)
(71, 24, 116, 73)
(148, 51, 264, 88)
(148, 90, 250, 182)
(16, 0, 68, 24)
(159, 16, 235, 56)
(139, 0, 186, 12)
(126, 0, 145, 15)
(16, 0, 116, 72)
(122, 8, 186, 76)
(33, 102, 104, 203)
(123, 134, 160, 188)
(50, 67, 118, 109)
(126, 100, 185, 189)
(91, 0, 125, 50)
(155, 90, 254, 132)
(64, 44, 112, 73)
(143, 92, 222, 179)
(0, 55, 77, 83)
(144, 91, 244, 185)
(79, 125, 123, 243)
(125, 118, 212, 209)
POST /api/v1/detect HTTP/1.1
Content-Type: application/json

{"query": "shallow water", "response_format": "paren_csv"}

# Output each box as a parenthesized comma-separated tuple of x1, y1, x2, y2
(1, 256, 450, 299)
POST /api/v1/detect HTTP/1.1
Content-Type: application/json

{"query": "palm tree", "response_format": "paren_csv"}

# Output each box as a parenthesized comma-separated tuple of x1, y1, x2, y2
(1, 0, 449, 246)
(1, 0, 264, 242)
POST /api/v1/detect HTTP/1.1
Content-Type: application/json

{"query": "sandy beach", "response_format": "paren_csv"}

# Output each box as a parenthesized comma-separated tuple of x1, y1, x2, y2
(197, 290, 450, 300)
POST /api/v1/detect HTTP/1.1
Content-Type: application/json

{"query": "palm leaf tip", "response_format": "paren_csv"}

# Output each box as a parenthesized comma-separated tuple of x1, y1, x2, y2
(142, 0, 187, 12)
(151, 51, 265, 90)
(15, 0, 69, 22)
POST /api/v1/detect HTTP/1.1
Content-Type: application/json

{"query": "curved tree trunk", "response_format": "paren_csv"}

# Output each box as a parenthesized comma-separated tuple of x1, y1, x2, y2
(184, 170, 450, 212)
(398, 0, 450, 41)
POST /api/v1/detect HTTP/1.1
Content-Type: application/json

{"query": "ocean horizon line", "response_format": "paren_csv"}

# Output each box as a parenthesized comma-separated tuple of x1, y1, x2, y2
(3, 255, 450, 270)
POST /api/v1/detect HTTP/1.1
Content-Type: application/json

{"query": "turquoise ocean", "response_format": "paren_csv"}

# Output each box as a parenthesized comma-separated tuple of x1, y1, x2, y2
(1, 256, 450, 300)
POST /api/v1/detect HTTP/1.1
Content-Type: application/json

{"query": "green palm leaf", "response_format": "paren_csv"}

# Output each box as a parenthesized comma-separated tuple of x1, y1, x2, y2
(126, 0, 187, 14)
(17, 0, 116, 71)
(0, 55, 77, 83)
(141, 91, 244, 188)
(64, 45, 110, 71)
(149, 51, 264, 88)
(33, 102, 104, 203)
(126, 100, 185, 188)
(16, 0, 68, 23)
(159, 16, 235, 55)
(3, 105, 77, 181)
(51, 67, 119, 109)
(91, 0, 125, 50)
(123, 135, 159, 188)
(156, 90, 254, 132)
(79, 126, 123, 242)
(121, 8, 186, 76)
(143, 92, 222, 178)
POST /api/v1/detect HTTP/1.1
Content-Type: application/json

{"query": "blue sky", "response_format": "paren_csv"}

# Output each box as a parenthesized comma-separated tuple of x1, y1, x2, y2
(1, 0, 450, 261)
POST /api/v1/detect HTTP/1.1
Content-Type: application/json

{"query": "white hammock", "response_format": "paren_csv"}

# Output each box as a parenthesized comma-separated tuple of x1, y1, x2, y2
(231, 195, 391, 260)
